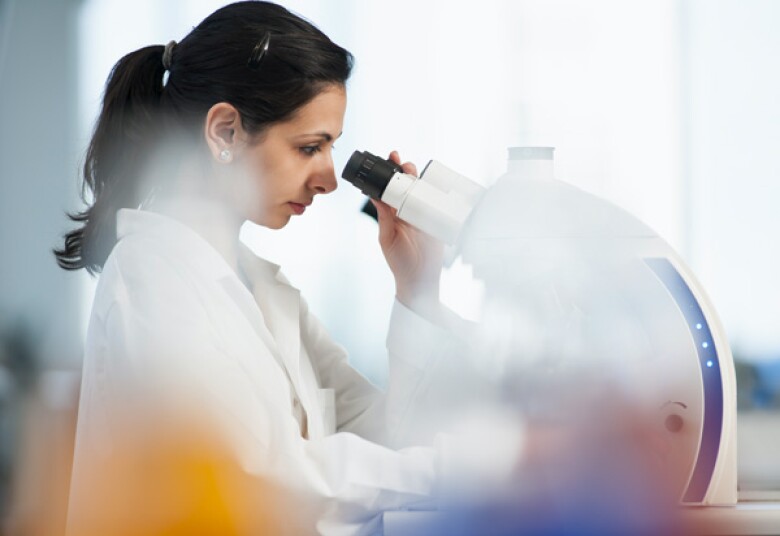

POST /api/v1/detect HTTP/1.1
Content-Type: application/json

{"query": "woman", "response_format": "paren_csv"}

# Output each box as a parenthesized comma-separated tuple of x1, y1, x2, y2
(56, 2, 467, 534)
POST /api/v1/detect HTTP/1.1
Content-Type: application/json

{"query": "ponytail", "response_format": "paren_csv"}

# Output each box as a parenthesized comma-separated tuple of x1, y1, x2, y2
(55, 45, 166, 274)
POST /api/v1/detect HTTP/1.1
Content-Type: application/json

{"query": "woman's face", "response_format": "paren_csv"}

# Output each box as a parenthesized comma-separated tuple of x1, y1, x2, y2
(233, 85, 347, 229)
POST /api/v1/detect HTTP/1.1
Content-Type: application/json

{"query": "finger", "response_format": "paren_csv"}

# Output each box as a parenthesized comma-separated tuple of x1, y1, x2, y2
(371, 199, 396, 246)
(388, 151, 418, 177)
(372, 195, 397, 215)
(372, 198, 395, 219)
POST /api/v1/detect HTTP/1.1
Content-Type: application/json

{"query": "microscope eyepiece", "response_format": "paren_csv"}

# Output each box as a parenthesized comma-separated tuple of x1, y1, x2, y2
(341, 151, 403, 200)
(341, 148, 485, 244)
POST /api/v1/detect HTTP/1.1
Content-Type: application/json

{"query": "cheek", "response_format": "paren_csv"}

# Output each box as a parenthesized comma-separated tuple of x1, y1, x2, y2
(233, 141, 308, 224)
(257, 156, 310, 201)
(219, 157, 269, 222)
(240, 150, 277, 197)
(244, 158, 296, 224)
(232, 162, 265, 206)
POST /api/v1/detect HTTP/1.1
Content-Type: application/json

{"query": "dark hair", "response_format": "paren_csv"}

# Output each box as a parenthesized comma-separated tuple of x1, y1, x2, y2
(55, 1, 353, 274)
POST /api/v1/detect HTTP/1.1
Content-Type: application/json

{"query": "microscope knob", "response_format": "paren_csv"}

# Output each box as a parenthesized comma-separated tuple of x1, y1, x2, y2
(665, 414, 684, 433)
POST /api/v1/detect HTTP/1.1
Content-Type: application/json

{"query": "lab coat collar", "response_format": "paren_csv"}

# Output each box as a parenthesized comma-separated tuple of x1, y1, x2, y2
(237, 243, 309, 432)
(116, 208, 236, 283)
(116, 208, 310, 434)
(117, 208, 296, 292)
(116, 208, 301, 358)
(237, 241, 287, 288)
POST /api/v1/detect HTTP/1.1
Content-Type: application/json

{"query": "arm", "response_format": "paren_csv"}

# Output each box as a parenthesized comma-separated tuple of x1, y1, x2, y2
(307, 151, 467, 446)
(300, 292, 458, 447)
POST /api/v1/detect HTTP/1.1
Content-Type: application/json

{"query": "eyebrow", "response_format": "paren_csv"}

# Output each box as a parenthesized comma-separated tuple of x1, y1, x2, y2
(298, 131, 343, 142)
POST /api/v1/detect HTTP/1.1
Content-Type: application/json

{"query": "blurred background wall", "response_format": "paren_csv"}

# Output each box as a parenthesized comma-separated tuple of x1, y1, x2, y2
(1, 0, 779, 525)
(0, 0, 84, 527)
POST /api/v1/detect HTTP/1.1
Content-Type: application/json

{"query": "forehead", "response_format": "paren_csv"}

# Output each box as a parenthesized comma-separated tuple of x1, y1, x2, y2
(278, 85, 346, 134)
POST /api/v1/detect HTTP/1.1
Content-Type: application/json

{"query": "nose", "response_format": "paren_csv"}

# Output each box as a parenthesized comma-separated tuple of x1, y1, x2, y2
(309, 154, 338, 194)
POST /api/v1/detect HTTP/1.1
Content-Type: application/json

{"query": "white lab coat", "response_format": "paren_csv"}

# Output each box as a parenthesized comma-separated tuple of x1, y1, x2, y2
(67, 208, 457, 535)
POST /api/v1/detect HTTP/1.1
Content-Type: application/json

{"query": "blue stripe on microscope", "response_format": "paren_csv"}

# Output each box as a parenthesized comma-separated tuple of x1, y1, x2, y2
(645, 258, 723, 503)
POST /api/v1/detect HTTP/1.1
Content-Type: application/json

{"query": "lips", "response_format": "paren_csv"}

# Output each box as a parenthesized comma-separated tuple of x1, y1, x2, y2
(289, 201, 310, 215)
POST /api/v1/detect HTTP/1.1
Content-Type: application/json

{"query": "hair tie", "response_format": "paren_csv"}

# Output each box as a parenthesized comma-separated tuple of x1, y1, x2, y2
(162, 40, 177, 71)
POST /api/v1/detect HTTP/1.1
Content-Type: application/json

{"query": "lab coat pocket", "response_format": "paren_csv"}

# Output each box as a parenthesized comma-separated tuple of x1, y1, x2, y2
(318, 388, 336, 436)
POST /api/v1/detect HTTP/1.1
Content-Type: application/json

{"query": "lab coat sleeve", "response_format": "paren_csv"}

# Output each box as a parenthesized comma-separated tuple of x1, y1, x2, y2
(300, 295, 462, 447)
(71, 254, 440, 536)
(298, 296, 384, 441)
(298, 298, 522, 503)
(384, 299, 457, 446)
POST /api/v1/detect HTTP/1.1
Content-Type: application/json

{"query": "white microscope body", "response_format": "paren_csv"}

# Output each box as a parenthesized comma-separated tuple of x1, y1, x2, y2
(342, 147, 738, 506)
(457, 147, 737, 506)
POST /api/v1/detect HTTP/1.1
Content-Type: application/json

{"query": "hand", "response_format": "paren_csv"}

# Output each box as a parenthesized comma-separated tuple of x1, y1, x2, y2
(373, 151, 444, 317)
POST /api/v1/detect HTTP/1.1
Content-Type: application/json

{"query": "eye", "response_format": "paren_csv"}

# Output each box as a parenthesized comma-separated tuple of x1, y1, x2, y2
(300, 145, 322, 156)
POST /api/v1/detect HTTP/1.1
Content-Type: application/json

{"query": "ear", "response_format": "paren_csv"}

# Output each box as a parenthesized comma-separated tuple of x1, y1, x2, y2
(204, 102, 244, 164)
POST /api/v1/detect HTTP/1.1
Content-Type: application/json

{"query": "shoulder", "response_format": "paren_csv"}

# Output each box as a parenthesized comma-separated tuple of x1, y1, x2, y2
(111, 231, 193, 287)
(86, 233, 227, 371)
(90, 232, 207, 324)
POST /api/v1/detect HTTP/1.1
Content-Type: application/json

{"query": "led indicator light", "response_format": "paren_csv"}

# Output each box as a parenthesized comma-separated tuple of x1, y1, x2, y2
(706, 360, 714, 368)
(702, 342, 709, 349)
(696, 323, 702, 330)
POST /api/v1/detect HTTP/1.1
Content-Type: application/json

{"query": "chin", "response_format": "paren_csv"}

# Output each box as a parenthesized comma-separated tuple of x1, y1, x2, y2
(251, 214, 290, 230)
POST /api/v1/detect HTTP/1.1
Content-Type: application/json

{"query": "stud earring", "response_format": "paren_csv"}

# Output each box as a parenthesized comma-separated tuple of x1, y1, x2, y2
(219, 149, 231, 162)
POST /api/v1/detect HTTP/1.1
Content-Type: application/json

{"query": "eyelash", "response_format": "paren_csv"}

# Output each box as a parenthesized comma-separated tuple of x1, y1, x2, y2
(300, 144, 335, 156)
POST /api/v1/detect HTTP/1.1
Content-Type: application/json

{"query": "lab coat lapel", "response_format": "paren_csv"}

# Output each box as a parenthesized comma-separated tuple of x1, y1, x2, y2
(238, 246, 309, 422)
(265, 278, 330, 440)
(218, 276, 285, 370)
(237, 244, 337, 439)
(220, 268, 314, 437)
(263, 281, 304, 402)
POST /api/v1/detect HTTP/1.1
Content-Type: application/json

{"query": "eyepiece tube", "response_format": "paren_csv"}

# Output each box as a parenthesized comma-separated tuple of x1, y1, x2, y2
(341, 148, 486, 245)
(341, 151, 403, 200)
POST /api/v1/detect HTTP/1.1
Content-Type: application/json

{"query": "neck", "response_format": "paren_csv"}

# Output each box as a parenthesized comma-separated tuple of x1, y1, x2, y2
(142, 151, 246, 275)
(149, 192, 244, 275)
